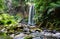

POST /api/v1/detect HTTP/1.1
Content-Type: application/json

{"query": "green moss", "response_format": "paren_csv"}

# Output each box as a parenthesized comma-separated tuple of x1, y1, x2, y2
(24, 36, 33, 39)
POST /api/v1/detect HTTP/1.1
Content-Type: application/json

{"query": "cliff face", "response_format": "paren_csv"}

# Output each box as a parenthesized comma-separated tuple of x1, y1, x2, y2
(14, 5, 29, 18)
(6, 0, 29, 18)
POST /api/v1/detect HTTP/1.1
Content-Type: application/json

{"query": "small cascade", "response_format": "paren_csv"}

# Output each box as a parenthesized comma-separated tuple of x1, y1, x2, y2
(28, 3, 35, 26)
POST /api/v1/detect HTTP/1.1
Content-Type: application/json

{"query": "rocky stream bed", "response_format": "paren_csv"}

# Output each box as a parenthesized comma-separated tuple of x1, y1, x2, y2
(0, 23, 60, 39)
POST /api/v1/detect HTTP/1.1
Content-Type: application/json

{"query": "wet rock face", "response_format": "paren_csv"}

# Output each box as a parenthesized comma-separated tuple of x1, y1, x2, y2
(14, 6, 24, 13)
(23, 27, 30, 34)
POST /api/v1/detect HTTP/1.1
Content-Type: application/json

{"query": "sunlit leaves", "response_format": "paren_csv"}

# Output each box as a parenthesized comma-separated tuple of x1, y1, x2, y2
(0, 13, 18, 26)
(0, 0, 5, 12)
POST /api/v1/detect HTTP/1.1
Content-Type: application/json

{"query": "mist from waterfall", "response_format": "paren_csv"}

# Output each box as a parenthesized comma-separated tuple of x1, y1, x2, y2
(28, 4, 35, 26)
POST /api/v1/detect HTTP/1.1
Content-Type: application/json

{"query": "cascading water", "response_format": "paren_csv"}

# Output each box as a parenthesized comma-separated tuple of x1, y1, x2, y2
(28, 3, 35, 26)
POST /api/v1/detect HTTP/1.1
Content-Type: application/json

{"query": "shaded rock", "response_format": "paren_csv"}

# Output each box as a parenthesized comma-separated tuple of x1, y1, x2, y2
(14, 33, 25, 39)
(10, 34, 15, 38)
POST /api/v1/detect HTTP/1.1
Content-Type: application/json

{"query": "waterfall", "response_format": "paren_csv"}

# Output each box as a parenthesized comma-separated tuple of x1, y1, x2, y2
(28, 4, 35, 26)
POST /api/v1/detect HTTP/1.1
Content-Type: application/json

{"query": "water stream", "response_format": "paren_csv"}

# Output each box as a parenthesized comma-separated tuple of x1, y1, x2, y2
(28, 3, 35, 26)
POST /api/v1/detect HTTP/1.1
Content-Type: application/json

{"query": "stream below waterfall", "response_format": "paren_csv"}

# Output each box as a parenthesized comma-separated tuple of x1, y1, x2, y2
(14, 30, 60, 39)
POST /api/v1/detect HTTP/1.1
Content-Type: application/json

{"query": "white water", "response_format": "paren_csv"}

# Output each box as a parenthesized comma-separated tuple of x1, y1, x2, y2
(28, 4, 35, 25)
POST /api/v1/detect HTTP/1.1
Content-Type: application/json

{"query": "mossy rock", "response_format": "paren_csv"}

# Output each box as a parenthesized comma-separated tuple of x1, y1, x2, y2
(24, 35, 33, 39)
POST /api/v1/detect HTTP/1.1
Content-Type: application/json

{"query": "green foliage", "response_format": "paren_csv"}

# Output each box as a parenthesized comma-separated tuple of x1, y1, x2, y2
(12, 0, 26, 7)
(0, 13, 18, 26)
(34, 0, 60, 30)
(0, 32, 12, 39)
(15, 14, 23, 22)
(0, 0, 7, 13)
(24, 35, 33, 39)
(12, 0, 19, 7)
(0, 0, 5, 12)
